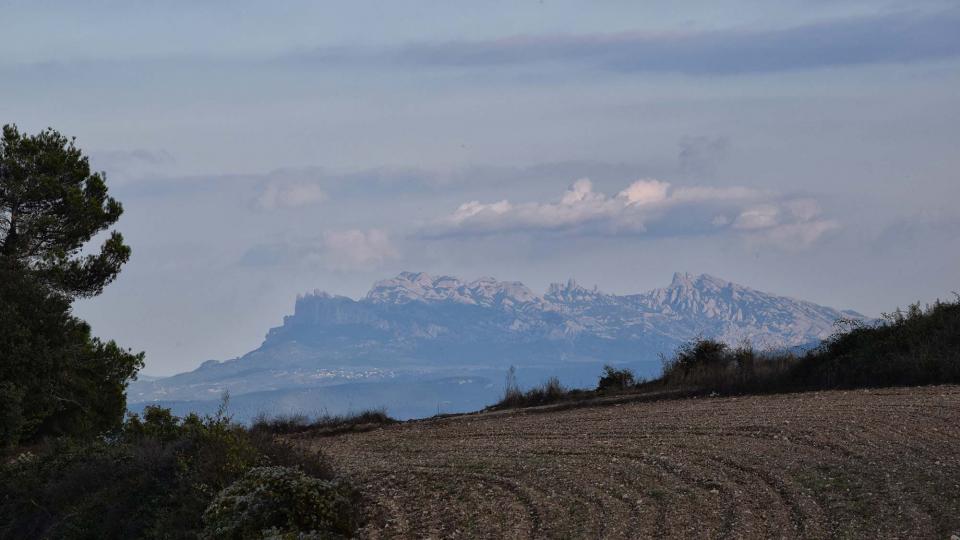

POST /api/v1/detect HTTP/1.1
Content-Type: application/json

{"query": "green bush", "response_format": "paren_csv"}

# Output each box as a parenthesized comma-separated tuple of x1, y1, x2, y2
(0, 406, 342, 540)
(597, 365, 638, 392)
(251, 409, 395, 437)
(793, 300, 960, 389)
(201, 466, 358, 539)
(492, 296, 960, 411)
(659, 339, 797, 393)
(656, 297, 960, 394)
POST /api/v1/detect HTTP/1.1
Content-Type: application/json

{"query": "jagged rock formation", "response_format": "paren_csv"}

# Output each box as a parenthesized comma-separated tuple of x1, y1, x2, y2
(128, 272, 866, 419)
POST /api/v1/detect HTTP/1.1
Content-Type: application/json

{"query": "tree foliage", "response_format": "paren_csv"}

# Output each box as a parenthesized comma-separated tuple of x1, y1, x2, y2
(1, 124, 129, 298)
(0, 124, 141, 446)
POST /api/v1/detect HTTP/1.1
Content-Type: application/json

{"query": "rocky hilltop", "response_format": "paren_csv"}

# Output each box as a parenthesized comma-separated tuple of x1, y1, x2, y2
(128, 272, 866, 419)
(275, 270, 859, 350)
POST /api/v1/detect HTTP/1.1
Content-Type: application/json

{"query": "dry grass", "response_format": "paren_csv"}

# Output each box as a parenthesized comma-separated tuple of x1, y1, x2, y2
(299, 386, 960, 539)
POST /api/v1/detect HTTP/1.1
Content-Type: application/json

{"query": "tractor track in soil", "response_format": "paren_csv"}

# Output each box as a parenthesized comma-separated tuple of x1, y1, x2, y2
(298, 386, 960, 538)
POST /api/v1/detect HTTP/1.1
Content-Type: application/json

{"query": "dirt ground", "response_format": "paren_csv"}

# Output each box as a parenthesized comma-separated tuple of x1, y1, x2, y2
(302, 386, 960, 539)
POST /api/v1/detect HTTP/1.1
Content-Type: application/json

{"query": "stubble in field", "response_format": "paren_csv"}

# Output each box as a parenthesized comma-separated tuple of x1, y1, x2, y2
(302, 386, 960, 539)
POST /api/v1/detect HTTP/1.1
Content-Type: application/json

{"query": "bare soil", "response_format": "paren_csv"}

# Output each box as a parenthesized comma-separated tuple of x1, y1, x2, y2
(300, 386, 960, 539)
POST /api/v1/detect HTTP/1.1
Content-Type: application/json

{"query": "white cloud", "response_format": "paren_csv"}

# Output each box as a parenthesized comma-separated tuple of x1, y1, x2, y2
(749, 219, 840, 249)
(256, 181, 327, 210)
(429, 178, 837, 248)
(670, 186, 764, 203)
(617, 179, 670, 206)
(241, 229, 400, 271)
(733, 205, 780, 230)
(317, 229, 399, 271)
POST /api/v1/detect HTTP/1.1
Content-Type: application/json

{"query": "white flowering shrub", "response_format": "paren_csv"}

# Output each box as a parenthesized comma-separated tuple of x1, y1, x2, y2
(200, 466, 357, 539)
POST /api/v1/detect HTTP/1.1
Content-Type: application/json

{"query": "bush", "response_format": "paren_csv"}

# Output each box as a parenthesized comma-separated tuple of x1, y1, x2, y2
(658, 339, 799, 393)
(793, 300, 960, 389)
(0, 406, 342, 540)
(656, 296, 960, 394)
(250, 409, 396, 437)
(201, 466, 358, 539)
(494, 376, 572, 409)
(492, 295, 960, 410)
(597, 365, 638, 392)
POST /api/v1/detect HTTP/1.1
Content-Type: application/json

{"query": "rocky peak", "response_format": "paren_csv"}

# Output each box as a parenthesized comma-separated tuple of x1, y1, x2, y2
(669, 272, 731, 290)
(366, 272, 466, 304)
(299, 271, 864, 349)
(545, 278, 603, 304)
(365, 271, 541, 308)
(670, 272, 695, 288)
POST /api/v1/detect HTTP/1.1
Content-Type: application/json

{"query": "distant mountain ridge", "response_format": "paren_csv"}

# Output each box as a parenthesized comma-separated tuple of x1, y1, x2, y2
(128, 271, 867, 420)
(286, 270, 861, 348)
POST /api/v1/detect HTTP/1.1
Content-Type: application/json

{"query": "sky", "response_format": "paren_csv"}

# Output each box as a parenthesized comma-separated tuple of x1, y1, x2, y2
(2, 1, 958, 375)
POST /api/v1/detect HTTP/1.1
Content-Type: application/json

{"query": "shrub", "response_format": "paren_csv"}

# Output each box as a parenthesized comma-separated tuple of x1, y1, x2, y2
(0, 406, 340, 539)
(597, 365, 637, 392)
(250, 409, 395, 437)
(655, 296, 960, 394)
(492, 295, 960, 410)
(792, 300, 960, 389)
(494, 376, 572, 409)
(658, 338, 799, 393)
(201, 466, 359, 539)
(660, 339, 731, 384)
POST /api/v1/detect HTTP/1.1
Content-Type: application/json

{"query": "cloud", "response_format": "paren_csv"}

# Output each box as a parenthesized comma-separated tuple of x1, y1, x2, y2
(678, 136, 729, 176)
(733, 205, 780, 230)
(241, 229, 399, 272)
(255, 180, 327, 210)
(291, 8, 960, 75)
(618, 179, 670, 205)
(318, 229, 399, 271)
(89, 149, 176, 184)
(429, 178, 836, 248)
(873, 209, 960, 253)
(750, 219, 840, 249)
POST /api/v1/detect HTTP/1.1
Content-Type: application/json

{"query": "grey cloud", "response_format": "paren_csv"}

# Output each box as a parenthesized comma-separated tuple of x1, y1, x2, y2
(239, 229, 399, 272)
(89, 149, 176, 183)
(291, 8, 960, 75)
(679, 136, 729, 177)
(254, 180, 326, 210)
(873, 210, 960, 253)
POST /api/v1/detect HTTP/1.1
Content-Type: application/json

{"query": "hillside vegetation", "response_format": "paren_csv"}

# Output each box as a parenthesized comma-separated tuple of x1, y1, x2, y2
(0, 404, 362, 539)
(493, 296, 960, 410)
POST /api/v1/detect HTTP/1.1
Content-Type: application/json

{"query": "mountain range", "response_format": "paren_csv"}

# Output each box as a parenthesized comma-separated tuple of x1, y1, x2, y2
(128, 271, 867, 420)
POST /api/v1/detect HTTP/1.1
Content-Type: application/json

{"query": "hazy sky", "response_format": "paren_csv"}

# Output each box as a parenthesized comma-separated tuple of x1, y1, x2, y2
(3, 1, 958, 374)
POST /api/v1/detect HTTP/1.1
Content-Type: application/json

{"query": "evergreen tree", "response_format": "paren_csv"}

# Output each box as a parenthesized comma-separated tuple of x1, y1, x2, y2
(0, 125, 142, 446)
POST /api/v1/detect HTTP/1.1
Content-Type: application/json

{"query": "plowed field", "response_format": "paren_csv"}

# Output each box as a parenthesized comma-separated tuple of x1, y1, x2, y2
(303, 386, 960, 539)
